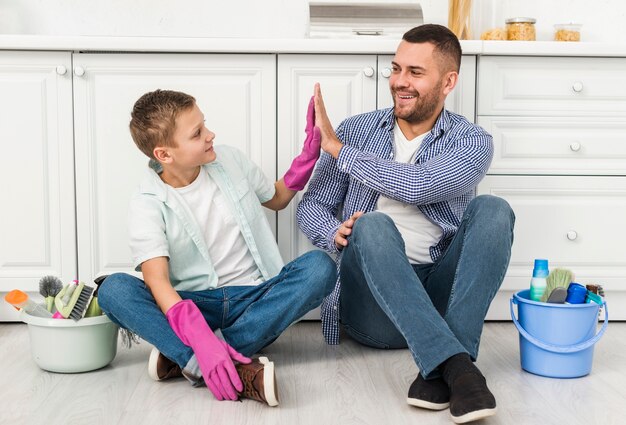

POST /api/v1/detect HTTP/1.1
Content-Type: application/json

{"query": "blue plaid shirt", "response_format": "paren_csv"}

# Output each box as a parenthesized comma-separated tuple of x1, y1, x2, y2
(296, 107, 493, 345)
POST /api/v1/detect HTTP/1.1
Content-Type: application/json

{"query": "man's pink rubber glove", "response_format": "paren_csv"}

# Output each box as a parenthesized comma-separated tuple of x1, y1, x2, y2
(166, 299, 251, 401)
(283, 96, 322, 191)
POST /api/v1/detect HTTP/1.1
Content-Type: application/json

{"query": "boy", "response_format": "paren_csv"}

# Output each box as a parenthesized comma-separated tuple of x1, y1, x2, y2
(98, 89, 336, 406)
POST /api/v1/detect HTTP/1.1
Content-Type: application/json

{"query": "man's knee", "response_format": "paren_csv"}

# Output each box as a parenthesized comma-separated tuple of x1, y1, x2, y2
(351, 211, 397, 243)
(470, 195, 515, 229)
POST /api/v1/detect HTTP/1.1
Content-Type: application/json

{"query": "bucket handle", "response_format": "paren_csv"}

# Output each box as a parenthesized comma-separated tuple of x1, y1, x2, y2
(510, 297, 608, 354)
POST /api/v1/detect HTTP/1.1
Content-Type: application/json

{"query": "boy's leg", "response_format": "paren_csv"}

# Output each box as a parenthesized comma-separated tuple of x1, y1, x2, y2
(220, 250, 336, 356)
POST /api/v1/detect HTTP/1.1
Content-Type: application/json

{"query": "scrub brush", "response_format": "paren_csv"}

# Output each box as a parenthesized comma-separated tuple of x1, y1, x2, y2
(84, 275, 108, 318)
(540, 268, 574, 303)
(39, 275, 63, 312)
(53, 280, 94, 320)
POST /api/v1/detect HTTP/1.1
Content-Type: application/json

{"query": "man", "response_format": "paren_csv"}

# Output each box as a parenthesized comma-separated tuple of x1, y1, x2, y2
(297, 24, 515, 424)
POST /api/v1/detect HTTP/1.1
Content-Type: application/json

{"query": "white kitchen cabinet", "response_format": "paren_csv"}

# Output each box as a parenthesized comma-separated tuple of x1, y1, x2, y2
(72, 53, 276, 280)
(0, 52, 77, 302)
(477, 55, 626, 319)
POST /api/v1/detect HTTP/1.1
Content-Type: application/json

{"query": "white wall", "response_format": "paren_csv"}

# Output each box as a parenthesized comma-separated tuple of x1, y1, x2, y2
(0, 0, 624, 42)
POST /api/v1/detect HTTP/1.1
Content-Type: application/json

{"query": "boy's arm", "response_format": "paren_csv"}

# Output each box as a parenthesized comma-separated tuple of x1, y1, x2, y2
(261, 179, 297, 211)
(140, 256, 181, 314)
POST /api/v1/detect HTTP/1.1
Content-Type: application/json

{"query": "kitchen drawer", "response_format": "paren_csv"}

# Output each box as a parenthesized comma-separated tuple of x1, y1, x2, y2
(477, 175, 626, 293)
(477, 56, 626, 116)
(477, 116, 626, 175)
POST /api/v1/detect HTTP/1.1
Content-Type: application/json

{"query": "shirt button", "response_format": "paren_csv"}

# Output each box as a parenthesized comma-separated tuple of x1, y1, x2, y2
(333, 306, 338, 310)
(342, 164, 347, 171)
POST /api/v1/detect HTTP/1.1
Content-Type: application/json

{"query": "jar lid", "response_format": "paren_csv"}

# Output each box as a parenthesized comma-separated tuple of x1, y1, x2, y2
(505, 17, 536, 24)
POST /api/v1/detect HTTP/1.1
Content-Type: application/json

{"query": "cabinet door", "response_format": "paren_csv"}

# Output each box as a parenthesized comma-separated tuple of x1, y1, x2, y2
(377, 55, 476, 121)
(73, 53, 276, 279)
(276, 54, 377, 263)
(0, 52, 76, 300)
(478, 175, 626, 320)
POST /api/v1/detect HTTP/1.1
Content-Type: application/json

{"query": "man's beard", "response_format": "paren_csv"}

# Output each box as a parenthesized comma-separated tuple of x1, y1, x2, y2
(392, 79, 443, 124)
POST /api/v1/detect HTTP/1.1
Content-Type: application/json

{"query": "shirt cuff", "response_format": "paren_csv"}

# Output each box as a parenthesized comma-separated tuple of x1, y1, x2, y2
(336, 145, 360, 174)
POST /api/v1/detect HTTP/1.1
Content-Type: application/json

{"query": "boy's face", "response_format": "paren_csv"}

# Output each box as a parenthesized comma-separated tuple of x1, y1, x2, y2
(158, 103, 216, 168)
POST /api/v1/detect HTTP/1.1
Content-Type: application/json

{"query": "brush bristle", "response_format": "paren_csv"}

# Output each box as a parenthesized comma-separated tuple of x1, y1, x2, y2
(541, 268, 574, 303)
(68, 285, 94, 321)
(39, 275, 64, 297)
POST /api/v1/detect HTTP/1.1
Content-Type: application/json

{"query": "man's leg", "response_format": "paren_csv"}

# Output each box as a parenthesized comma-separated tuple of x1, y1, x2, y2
(220, 250, 336, 357)
(425, 195, 515, 361)
(339, 211, 466, 377)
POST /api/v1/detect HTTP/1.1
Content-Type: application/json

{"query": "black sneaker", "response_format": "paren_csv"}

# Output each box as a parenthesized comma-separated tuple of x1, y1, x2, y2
(148, 347, 183, 381)
(442, 354, 496, 424)
(407, 374, 450, 410)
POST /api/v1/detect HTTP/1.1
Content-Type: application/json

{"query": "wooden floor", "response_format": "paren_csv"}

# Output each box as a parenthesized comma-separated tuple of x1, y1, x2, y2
(2, 320, 625, 425)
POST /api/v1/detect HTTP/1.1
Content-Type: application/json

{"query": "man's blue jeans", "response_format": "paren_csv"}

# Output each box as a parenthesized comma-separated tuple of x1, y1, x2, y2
(339, 195, 515, 378)
(99, 250, 336, 369)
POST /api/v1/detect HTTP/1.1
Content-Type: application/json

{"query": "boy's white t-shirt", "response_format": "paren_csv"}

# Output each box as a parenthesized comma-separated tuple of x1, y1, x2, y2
(375, 123, 443, 264)
(176, 168, 262, 287)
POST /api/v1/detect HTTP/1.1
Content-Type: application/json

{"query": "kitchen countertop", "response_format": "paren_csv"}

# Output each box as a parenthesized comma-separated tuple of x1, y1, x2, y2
(2, 34, 626, 56)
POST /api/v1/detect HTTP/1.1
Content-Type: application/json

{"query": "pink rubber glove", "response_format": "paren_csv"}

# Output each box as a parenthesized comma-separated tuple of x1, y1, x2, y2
(166, 299, 251, 400)
(283, 96, 322, 191)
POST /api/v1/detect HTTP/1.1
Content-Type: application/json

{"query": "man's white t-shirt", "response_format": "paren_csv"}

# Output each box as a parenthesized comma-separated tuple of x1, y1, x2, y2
(176, 168, 262, 287)
(376, 122, 443, 264)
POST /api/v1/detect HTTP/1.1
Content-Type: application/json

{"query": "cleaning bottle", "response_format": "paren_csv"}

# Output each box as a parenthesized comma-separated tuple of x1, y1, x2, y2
(529, 259, 549, 302)
(4, 289, 54, 318)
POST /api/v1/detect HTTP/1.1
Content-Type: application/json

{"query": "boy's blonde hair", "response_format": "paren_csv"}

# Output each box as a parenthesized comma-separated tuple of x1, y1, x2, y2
(129, 89, 196, 159)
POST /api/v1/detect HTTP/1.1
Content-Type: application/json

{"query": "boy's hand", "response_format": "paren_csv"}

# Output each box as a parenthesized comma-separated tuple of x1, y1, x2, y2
(166, 299, 251, 401)
(283, 95, 321, 191)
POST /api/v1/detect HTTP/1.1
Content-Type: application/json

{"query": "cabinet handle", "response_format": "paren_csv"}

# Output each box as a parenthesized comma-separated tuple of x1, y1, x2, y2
(572, 81, 583, 93)
(363, 67, 375, 78)
(380, 68, 392, 78)
(56, 65, 67, 75)
(74, 66, 85, 77)
(569, 142, 581, 152)
(567, 230, 578, 241)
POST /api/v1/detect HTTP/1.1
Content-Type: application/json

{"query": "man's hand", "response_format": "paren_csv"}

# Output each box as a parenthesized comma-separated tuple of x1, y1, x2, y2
(335, 211, 364, 250)
(314, 83, 343, 159)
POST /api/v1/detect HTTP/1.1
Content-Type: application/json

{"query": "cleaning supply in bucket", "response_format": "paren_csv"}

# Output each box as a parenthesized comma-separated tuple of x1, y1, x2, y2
(566, 282, 588, 304)
(84, 275, 108, 318)
(510, 289, 608, 378)
(53, 280, 94, 320)
(4, 290, 53, 318)
(38, 275, 64, 312)
(540, 268, 573, 302)
(529, 259, 549, 301)
(546, 287, 567, 303)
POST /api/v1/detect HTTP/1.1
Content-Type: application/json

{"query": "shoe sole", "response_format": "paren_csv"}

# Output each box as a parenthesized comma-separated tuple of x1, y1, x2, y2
(406, 397, 450, 411)
(148, 347, 161, 381)
(259, 357, 279, 407)
(451, 407, 497, 424)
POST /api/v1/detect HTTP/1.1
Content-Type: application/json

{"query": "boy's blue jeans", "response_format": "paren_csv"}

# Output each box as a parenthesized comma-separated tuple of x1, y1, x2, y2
(99, 250, 336, 369)
(339, 195, 515, 378)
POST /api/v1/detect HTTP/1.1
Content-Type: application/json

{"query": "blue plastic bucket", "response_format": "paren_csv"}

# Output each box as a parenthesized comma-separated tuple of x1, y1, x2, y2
(510, 289, 608, 378)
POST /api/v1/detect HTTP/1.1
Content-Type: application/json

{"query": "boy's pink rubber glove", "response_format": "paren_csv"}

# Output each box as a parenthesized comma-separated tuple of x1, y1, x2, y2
(166, 299, 251, 401)
(283, 96, 322, 191)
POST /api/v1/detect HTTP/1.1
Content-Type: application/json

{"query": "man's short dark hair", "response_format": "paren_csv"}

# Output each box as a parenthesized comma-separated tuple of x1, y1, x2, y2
(402, 24, 462, 73)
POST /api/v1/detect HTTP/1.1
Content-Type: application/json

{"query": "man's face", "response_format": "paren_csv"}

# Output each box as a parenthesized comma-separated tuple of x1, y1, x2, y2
(389, 41, 452, 124)
(169, 103, 217, 167)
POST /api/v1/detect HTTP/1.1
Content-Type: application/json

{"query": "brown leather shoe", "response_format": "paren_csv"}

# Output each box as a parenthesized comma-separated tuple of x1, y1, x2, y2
(236, 356, 279, 407)
(148, 347, 183, 381)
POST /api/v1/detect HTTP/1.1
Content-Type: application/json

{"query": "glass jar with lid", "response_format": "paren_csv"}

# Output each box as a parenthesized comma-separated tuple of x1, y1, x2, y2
(506, 17, 536, 41)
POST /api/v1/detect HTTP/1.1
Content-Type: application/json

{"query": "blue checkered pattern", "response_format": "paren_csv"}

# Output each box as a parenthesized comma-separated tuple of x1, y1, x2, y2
(296, 107, 493, 344)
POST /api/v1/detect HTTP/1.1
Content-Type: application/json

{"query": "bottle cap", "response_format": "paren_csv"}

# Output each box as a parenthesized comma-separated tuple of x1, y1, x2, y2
(566, 282, 587, 304)
(532, 259, 549, 277)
